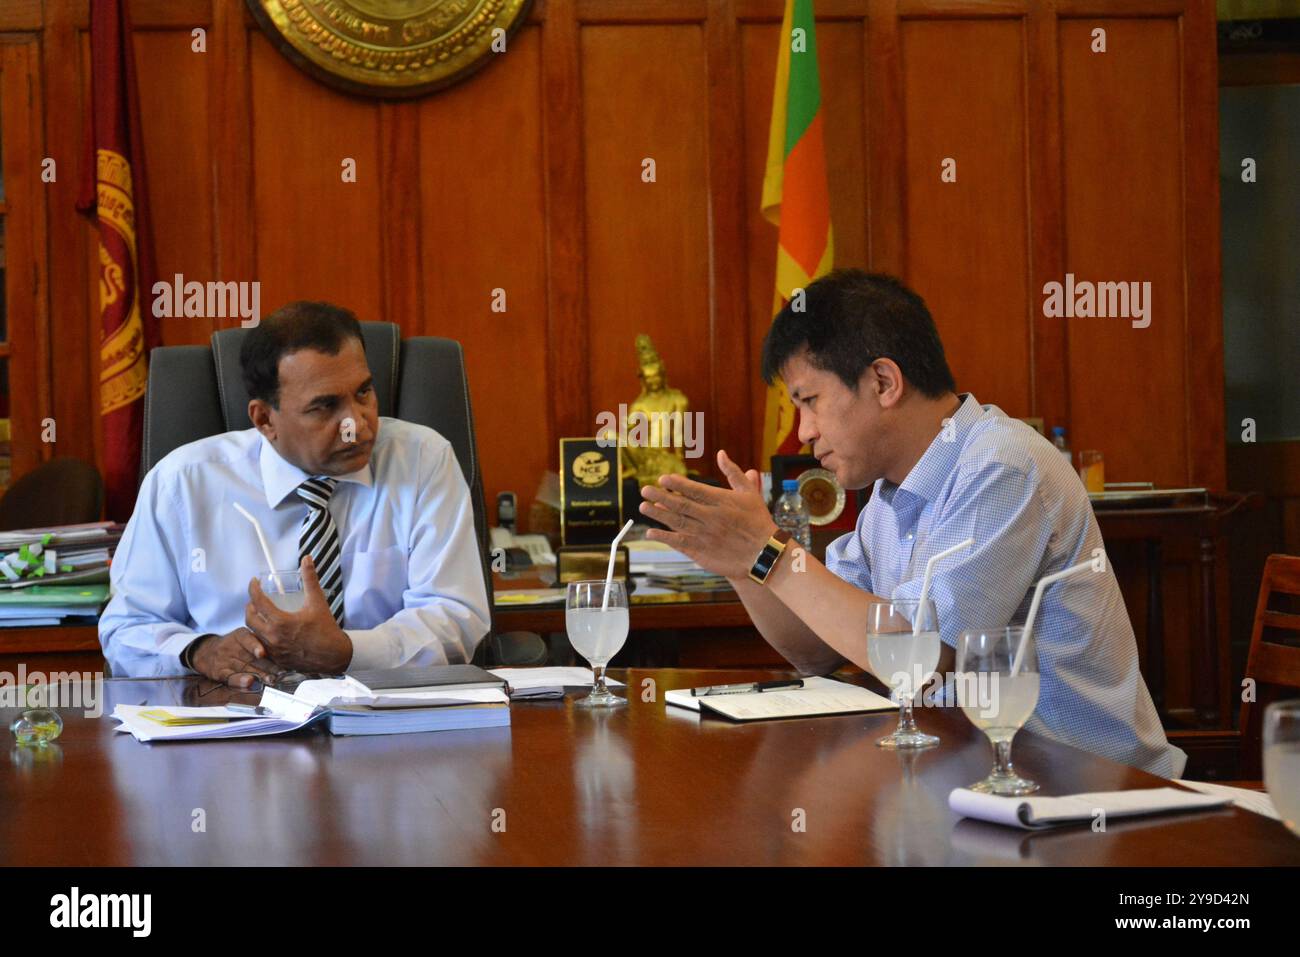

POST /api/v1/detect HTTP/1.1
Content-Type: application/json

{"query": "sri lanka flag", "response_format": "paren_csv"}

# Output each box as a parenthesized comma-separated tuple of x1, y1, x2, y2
(761, 0, 833, 463)
(77, 0, 160, 521)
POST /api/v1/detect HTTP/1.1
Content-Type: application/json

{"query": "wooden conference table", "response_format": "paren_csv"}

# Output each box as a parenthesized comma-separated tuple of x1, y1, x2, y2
(2, 666, 1296, 867)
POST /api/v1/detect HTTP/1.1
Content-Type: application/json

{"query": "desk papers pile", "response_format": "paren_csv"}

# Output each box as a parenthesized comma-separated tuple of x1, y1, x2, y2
(112, 674, 510, 741)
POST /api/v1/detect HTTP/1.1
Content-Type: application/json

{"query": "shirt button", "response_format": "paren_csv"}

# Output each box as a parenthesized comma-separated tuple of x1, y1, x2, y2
(905, 532, 914, 541)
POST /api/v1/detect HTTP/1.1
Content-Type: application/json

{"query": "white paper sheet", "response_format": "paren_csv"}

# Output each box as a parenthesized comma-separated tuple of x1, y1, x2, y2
(285, 677, 509, 709)
(1174, 779, 1280, 821)
(111, 702, 322, 742)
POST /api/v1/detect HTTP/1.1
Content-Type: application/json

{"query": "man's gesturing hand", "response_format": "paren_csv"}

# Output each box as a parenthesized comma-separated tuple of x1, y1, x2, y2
(639, 449, 779, 580)
(246, 554, 353, 674)
(189, 628, 284, 688)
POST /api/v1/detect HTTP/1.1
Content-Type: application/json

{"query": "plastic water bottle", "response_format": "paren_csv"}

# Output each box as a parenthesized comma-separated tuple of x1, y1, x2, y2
(773, 479, 812, 552)
(1051, 426, 1071, 464)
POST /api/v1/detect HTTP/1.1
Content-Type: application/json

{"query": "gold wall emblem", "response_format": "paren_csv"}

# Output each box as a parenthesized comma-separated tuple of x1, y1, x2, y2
(246, 0, 533, 97)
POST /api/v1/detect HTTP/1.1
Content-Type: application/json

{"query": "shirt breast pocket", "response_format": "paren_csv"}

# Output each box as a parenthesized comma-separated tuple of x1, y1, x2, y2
(340, 545, 408, 628)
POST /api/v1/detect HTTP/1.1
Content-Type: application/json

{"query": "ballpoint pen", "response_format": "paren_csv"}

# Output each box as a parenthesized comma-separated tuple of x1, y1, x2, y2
(691, 679, 804, 697)
(227, 704, 270, 716)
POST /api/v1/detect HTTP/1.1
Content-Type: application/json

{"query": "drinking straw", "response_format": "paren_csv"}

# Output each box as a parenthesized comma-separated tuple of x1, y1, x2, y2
(601, 519, 635, 611)
(232, 502, 285, 595)
(1012, 558, 1095, 675)
(913, 538, 975, 635)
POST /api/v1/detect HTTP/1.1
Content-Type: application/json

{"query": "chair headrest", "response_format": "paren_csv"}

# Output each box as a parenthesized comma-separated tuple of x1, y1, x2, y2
(210, 321, 400, 430)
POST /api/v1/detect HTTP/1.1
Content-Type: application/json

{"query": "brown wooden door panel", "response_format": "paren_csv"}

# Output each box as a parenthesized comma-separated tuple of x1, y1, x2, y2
(900, 17, 1033, 417)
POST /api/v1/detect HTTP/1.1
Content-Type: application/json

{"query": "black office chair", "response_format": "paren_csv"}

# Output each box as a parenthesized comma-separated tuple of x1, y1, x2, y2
(139, 321, 546, 667)
(0, 457, 104, 530)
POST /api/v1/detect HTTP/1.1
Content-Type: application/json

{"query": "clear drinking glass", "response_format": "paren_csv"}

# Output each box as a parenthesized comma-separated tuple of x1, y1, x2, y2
(956, 626, 1040, 795)
(1263, 700, 1300, 839)
(1077, 450, 1105, 493)
(259, 570, 306, 613)
(850, 599, 941, 749)
(566, 580, 629, 709)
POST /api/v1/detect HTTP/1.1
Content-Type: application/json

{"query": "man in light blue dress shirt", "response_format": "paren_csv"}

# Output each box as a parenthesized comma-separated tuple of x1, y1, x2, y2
(99, 302, 490, 684)
(640, 270, 1184, 778)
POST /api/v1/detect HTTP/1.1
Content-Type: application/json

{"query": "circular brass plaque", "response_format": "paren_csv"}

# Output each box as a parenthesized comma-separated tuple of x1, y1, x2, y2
(246, 0, 534, 98)
(797, 468, 846, 526)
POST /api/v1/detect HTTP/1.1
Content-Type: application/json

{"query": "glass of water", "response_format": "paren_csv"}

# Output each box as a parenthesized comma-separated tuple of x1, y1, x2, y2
(1264, 700, 1300, 839)
(566, 580, 629, 709)
(259, 570, 306, 613)
(849, 599, 941, 749)
(956, 627, 1040, 795)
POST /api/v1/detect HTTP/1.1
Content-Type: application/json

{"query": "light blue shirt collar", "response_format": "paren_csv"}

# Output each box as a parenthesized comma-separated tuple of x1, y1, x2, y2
(884, 392, 982, 507)
(258, 432, 374, 509)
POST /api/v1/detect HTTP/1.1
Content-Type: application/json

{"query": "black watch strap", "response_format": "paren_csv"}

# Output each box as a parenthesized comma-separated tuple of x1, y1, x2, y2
(748, 529, 793, 585)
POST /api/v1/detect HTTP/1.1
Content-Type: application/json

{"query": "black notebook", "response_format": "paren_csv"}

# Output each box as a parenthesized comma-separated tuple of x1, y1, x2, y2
(348, 664, 506, 695)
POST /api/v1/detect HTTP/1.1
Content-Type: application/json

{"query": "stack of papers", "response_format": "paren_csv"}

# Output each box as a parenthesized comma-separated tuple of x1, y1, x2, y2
(112, 702, 327, 741)
(642, 566, 731, 593)
(629, 541, 732, 592)
(627, 541, 696, 572)
(275, 676, 510, 735)
(948, 787, 1231, 830)
(0, 583, 109, 627)
(0, 521, 123, 550)
(0, 522, 123, 594)
(111, 673, 511, 741)
(493, 587, 566, 607)
(282, 676, 509, 738)
(489, 667, 626, 699)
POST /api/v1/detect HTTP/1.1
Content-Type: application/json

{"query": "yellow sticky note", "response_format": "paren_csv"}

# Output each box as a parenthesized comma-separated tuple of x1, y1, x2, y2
(138, 709, 230, 727)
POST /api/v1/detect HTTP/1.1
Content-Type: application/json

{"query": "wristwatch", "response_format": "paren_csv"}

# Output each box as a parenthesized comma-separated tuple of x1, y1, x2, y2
(748, 529, 794, 585)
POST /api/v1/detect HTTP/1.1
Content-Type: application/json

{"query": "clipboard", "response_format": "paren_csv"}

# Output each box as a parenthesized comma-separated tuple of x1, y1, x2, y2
(664, 676, 895, 722)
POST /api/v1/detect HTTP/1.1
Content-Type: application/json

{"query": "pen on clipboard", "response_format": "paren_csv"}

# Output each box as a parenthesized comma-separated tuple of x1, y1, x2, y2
(227, 704, 270, 716)
(691, 679, 804, 697)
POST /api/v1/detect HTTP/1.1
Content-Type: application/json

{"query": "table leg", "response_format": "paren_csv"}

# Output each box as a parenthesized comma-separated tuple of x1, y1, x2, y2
(1197, 535, 1220, 727)
(1146, 539, 1165, 715)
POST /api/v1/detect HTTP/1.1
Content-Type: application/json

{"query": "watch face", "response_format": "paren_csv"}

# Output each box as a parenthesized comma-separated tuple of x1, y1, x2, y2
(749, 537, 784, 583)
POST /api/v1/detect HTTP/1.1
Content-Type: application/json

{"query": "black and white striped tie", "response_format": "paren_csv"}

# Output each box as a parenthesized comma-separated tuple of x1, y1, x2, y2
(297, 476, 344, 626)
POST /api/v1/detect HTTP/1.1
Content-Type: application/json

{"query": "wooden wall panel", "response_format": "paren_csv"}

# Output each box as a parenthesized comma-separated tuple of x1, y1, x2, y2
(1026, 0, 1067, 439)
(1059, 17, 1189, 485)
(900, 18, 1032, 416)
(741, 19, 783, 463)
(0, 39, 51, 477)
(580, 24, 713, 444)
(703, 0, 754, 472)
(132, 29, 214, 346)
(817, 22, 871, 282)
(248, 32, 384, 319)
(416, 25, 550, 517)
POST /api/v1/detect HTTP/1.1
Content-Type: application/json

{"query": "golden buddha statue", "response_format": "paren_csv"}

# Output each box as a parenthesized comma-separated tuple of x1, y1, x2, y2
(624, 334, 691, 485)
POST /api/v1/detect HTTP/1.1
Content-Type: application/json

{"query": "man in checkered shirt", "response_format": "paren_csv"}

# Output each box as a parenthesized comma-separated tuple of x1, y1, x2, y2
(641, 269, 1184, 778)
